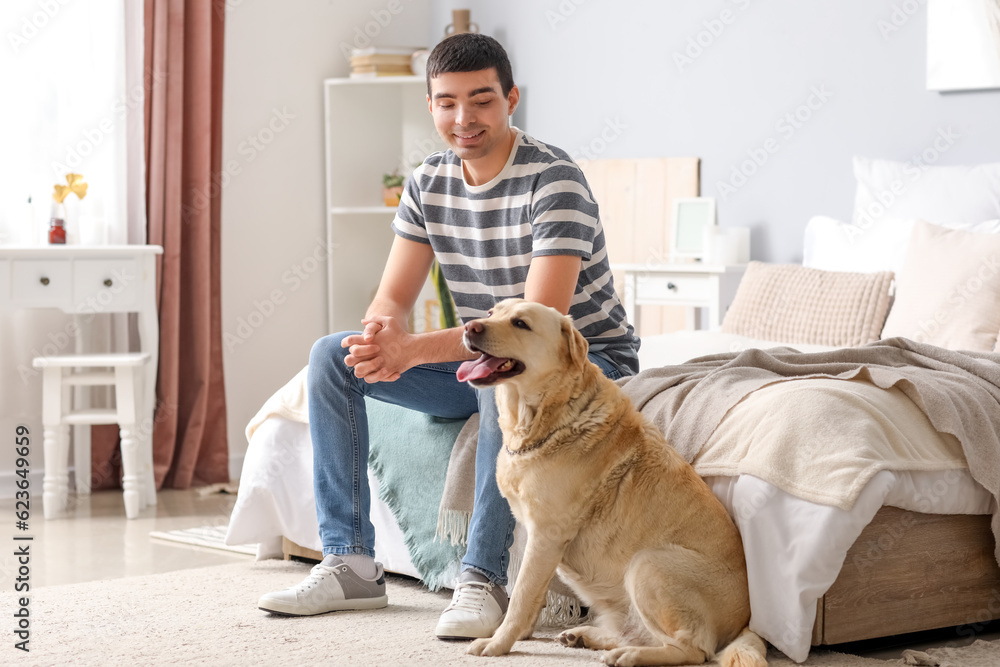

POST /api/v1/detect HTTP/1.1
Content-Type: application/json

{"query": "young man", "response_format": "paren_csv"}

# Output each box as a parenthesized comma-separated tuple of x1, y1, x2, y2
(257, 33, 639, 640)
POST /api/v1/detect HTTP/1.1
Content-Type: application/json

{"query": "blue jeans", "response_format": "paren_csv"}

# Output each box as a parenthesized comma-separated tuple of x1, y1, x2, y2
(308, 331, 626, 587)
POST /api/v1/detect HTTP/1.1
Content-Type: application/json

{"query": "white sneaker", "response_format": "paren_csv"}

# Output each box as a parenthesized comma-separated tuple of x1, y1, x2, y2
(435, 570, 508, 639)
(258, 555, 388, 616)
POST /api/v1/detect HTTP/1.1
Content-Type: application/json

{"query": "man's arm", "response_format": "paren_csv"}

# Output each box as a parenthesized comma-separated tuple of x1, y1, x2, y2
(523, 254, 582, 315)
(521, 162, 592, 315)
(343, 235, 432, 382)
(345, 235, 477, 383)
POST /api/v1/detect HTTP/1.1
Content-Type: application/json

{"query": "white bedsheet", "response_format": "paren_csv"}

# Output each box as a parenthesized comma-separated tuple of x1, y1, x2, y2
(228, 330, 996, 663)
(707, 470, 992, 661)
(226, 416, 419, 579)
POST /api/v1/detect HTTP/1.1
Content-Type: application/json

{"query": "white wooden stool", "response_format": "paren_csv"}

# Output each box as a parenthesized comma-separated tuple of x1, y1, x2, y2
(32, 353, 155, 519)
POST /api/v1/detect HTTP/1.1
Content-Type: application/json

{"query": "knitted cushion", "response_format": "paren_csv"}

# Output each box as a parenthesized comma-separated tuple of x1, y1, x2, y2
(722, 262, 893, 347)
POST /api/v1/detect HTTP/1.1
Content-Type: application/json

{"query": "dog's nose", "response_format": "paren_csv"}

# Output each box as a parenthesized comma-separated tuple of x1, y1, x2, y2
(465, 320, 484, 335)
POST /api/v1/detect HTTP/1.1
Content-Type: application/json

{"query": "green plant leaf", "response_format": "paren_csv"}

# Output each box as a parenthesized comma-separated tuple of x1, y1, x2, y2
(430, 260, 459, 330)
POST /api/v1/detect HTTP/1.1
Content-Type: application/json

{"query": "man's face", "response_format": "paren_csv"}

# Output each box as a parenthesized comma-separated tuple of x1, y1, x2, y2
(427, 68, 519, 162)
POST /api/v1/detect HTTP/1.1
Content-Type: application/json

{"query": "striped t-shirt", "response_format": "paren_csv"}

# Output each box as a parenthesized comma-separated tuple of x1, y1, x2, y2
(391, 128, 639, 375)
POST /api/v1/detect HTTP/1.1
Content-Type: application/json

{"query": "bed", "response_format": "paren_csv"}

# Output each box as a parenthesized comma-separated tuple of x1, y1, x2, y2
(227, 156, 1000, 662)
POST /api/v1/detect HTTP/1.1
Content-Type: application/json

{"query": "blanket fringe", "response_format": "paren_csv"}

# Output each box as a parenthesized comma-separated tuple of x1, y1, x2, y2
(423, 558, 463, 593)
(370, 456, 464, 593)
(507, 549, 587, 627)
(539, 590, 587, 627)
(435, 509, 471, 547)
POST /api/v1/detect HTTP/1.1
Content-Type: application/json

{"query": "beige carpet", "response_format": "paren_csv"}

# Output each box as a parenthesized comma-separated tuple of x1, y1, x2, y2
(10, 560, 998, 666)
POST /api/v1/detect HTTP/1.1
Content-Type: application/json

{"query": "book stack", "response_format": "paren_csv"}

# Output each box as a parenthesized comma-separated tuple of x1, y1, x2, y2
(349, 47, 419, 78)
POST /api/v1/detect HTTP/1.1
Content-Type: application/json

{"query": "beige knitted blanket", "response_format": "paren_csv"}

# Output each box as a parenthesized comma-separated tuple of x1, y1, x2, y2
(437, 338, 1000, 565)
(695, 377, 967, 510)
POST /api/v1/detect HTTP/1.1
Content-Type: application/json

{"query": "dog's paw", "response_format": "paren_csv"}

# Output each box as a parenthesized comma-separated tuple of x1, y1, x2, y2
(467, 637, 512, 657)
(467, 638, 491, 656)
(558, 631, 584, 648)
(603, 647, 640, 667)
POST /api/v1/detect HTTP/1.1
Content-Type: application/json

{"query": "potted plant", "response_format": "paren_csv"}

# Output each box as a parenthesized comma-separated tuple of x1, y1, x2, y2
(382, 171, 405, 206)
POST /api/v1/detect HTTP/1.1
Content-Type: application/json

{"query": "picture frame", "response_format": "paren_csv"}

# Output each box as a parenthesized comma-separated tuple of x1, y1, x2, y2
(927, 0, 1000, 92)
(671, 197, 717, 261)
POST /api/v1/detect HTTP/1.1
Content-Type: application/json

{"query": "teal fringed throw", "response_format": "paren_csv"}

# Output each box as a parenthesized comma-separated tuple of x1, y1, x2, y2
(366, 400, 468, 591)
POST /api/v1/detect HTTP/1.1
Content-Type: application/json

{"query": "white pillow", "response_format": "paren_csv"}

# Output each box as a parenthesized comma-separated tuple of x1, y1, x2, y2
(803, 215, 1000, 276)
(803, 216, 913, 275)
(881, 220, 1000, 351)
(852, 156, 1000, 228)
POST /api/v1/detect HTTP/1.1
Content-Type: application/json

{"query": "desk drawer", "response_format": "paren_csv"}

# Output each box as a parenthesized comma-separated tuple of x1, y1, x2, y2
(636, 273, 711, 303)
(73, 259, 139, 312)
(11, 260, 72, 306)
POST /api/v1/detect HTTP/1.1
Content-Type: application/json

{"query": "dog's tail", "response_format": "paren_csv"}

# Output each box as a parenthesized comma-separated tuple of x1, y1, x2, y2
(718, 626, 767, 667)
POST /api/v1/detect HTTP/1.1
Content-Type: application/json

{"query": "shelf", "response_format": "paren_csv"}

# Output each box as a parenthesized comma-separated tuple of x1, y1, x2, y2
(325, 73, 443, 334)
(324, 75, 424, 86)
(329, 206, 398, 215)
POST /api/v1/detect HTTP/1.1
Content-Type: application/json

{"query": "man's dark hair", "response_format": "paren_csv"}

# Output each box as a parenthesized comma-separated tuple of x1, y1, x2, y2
(425, 33, 515, 97)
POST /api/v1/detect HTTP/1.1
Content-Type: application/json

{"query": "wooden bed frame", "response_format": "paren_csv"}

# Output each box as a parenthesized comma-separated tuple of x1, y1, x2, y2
(812, 507, 1000, 645)
(282, 536, 323, 563)
(283, 507, 1000, 647)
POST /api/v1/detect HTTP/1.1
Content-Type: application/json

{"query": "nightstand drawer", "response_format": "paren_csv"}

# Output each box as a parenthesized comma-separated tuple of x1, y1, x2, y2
(12, 260, 72, 306)
(73, 259, 140, 312)
(636, 273, 712, 303)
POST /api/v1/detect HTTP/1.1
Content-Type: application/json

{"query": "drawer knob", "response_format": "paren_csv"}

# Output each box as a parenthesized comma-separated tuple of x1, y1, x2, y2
(666, 282, 677, 291)
(40, 277, 50, 286)
(104, 279, 113, 287)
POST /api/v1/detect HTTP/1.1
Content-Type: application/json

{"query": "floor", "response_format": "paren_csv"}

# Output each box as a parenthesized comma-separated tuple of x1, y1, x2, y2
(2, 487, 249, 589)
(5, 487, 998, 662)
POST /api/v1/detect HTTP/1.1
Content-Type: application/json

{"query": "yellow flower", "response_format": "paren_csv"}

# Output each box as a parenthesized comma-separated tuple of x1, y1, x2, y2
(53, 173, 88, 204)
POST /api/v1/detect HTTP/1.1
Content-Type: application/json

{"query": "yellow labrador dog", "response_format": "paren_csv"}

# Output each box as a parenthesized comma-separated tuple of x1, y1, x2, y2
(457, 299, 767, 667)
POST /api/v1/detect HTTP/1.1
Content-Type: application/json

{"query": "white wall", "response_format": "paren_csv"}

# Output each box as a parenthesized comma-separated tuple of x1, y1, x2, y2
(433, 0, 1000, 263)
(220, 0, 432, 479)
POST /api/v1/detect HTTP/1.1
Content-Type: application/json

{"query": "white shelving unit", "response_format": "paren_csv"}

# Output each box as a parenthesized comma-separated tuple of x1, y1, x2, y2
(323, 75, 446, 333)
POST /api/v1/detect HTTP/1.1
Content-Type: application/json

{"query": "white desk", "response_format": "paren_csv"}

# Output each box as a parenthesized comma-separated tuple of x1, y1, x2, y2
(612, 262, 747, 331)
(0, 245, 162, 492)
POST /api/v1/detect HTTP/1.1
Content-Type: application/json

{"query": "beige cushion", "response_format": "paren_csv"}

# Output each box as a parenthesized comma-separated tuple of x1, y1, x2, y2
(881, 220, 1000, 351)
(722, 262, 893, 347)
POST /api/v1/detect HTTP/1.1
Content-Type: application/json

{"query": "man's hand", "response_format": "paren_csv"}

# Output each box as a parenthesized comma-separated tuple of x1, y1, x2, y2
(341, 315, 416, 383)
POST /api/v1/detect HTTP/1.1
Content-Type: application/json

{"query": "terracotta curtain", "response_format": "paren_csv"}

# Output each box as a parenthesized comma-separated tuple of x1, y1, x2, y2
(91, 0, 229, 491)
(142, 0, 230, 488)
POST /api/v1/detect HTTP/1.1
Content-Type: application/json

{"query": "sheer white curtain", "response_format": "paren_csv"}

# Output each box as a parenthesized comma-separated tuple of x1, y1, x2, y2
(1, 0, 144, 244)
(0, 1, 145, 474)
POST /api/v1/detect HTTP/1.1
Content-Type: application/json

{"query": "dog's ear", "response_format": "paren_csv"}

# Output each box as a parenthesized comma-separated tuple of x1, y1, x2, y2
(560, 316, 588, 369)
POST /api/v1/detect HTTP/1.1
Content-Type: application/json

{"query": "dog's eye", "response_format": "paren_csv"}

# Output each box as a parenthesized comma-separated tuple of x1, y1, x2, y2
(486, 310, 493, 317)
(513, 319, 530, 330)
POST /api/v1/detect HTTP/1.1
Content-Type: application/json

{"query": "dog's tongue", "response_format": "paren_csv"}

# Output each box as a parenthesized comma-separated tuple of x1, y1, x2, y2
(457, 354, 508, 382)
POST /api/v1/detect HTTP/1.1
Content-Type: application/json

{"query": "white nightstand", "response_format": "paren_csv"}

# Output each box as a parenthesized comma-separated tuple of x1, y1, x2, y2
(612, 263, 747, 332)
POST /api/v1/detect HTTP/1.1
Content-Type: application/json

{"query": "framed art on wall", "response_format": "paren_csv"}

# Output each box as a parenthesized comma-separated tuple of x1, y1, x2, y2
(927, 0, 1000, 91)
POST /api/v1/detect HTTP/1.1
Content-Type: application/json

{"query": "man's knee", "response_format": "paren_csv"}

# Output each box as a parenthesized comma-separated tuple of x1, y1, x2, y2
(309, 331, 356, 377)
